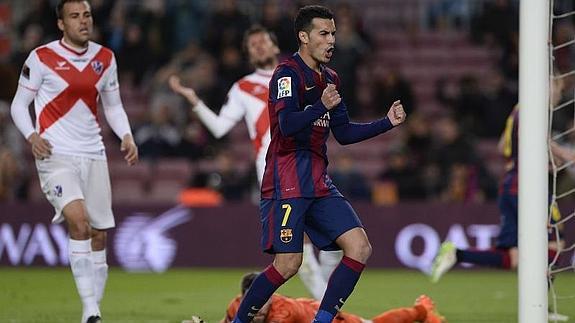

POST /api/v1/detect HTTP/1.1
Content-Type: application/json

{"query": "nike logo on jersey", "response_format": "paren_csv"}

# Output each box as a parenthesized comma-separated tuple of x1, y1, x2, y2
(305, 85, 315, 91)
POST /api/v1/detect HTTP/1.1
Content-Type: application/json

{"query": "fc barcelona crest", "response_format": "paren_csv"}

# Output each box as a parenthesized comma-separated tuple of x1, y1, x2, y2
(91, 60, 103, 75)
(280, 229, 293, 243)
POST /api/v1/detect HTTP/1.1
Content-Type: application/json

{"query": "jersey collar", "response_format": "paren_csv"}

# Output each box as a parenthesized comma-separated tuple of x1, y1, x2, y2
(255, 68, 274, 77)
(59, 38, 89, 56)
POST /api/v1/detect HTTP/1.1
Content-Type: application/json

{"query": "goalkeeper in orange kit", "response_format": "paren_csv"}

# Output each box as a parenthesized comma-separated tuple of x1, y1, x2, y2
(217, 272, 446, 323)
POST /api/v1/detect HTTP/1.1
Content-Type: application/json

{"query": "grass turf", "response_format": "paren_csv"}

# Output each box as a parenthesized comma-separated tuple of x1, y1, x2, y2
(0, 267, 573, 322)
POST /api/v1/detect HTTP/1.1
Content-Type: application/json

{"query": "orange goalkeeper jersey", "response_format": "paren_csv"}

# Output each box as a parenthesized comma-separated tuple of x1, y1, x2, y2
(225, 294, 363, 323)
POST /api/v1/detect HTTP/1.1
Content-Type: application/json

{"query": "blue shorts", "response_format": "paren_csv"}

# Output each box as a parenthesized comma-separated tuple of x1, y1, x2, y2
(496, 191, 518, 249)
(496, 192, 562, 249)
(260, 196, 363, 254)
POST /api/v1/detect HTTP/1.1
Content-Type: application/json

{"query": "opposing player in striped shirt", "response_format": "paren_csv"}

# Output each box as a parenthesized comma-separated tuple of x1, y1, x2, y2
(10, 1, 138, 322)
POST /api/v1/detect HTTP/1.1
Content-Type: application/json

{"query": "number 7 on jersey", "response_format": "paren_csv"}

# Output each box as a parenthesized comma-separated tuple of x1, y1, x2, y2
(281, 204, 292, 227)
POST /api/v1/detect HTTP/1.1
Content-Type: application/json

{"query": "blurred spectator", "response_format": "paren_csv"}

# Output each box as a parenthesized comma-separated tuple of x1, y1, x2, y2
(425, 0, 473, 30)
(0, 101, 27, 201)
(482, 69, 516, 138)
(203, 0, 250, 57)
(261, 0, 297, 55)
(0, 62, 18, 103)
(436, 75, 488, 138)
(11, 23, 43, 70)
(471, 0, 518, 48)
(373, 69, 416, 116)
(216, 45, 249, 95)
(118, 23, 151, 87)
(212, 152, 249, 201)
(377, 147, 426, 201)
(135, 102, 181, 160)
(429, 115, 496, 202)
(167, 0, 208, 51)
(330, 153, 371, 201)
(178, 117, 211, 161)
(17, 0, 58, 41)
(404, 112, 433, 166)
(330, 3, 368, 116)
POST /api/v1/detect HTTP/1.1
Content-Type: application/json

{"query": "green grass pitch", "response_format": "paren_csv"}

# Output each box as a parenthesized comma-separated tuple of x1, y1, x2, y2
(0, 267, 573, 322)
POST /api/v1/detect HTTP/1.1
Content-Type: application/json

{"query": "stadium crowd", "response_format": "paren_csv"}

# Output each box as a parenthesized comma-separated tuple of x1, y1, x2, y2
(1, 0, 574, 204)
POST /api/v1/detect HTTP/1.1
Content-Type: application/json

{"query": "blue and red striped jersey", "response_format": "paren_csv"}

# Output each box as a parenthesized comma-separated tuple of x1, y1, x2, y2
(261, 53, 346, 199)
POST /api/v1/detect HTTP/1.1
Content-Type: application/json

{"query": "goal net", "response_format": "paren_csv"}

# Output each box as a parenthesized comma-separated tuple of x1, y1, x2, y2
(548, 0, 575, 321)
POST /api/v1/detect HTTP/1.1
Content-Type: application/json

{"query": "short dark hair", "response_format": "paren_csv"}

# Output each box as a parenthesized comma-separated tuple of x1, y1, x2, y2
(294, 5, 334, 44)
(242, 25, 278, 53)
(56, 0, 90, 19)
(240, 272, 260, 295)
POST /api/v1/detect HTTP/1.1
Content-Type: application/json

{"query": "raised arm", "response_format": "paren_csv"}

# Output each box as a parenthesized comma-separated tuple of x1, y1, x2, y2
(330, 100, 406, 145)
(169, 75, 243, 138)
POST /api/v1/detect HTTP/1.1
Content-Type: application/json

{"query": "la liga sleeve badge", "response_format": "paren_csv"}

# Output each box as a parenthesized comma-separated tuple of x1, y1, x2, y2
(277, 76, 292, 99)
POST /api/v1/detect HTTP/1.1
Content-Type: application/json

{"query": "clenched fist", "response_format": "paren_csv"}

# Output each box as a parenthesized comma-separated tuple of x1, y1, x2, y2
(387, 100, 406, 126)
(321, 83, 341, 110)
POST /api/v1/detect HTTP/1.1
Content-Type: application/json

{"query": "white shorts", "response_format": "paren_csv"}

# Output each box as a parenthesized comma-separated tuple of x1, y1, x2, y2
(35, 154, 115, 229)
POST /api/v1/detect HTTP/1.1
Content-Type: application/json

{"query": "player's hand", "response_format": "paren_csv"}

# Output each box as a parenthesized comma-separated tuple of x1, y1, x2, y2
(27, 132, 52, 160)
(387, 100, 406, 126)
(121, 134, 138, 166)
(168, 75, 200, 107)
(321, 83, 341, 110)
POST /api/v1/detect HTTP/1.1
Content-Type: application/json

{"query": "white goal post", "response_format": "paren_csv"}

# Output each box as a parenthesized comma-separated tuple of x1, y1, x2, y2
(518, 0, 550, 322)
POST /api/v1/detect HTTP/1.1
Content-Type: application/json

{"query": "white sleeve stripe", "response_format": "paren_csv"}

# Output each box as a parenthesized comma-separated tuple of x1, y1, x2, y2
(18, 83, 38, 92)
(101, 87, 120, 92)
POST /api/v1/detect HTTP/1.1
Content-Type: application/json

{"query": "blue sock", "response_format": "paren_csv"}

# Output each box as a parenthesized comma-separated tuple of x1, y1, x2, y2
(232, 265, 286, 323)
(456, 249, 510, 268)
(313, 256, 365, 323)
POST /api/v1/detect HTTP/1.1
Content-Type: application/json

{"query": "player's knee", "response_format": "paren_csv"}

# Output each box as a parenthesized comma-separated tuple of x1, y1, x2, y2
(273, 254, 303, 278)
(346, 241, 372, 263)
(67, 219, 91, 240)
(358, 241, 373, 262)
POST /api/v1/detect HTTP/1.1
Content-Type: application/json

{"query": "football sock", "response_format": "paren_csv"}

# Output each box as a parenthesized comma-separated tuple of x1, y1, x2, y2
(92, 249, 108, 305)
(456, 249, 510, 268)
(313, 256, 365, 323)
(372, 305, 427, 323)
(69, 239, 99, 318)
(298, 243, 327, 300)
(232, 265, 286, 323)
(318, 250, 343, 280)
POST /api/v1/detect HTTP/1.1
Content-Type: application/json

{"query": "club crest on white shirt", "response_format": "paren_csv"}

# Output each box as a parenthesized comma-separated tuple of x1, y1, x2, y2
(277, 76, 292, 99)
(91, 60, 103, 75)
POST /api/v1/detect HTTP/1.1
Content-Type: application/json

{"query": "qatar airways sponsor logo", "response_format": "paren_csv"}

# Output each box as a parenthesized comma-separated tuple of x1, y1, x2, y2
(304, 105, 331, 127)
(393, 223, 500, 272)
